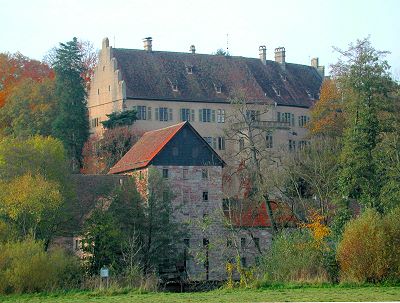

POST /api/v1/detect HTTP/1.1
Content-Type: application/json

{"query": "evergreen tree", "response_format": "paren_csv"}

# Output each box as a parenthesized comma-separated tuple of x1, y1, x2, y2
(52, 37, 89, 172)
(333, 38, 396, 211)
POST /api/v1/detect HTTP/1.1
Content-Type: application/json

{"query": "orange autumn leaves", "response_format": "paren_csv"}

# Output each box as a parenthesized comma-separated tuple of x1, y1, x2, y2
(0, 53, 54, 108)
(307, 79, 345, 137)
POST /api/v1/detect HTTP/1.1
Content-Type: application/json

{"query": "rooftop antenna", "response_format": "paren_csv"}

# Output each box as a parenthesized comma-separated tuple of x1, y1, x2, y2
(226, 33, 229, 54)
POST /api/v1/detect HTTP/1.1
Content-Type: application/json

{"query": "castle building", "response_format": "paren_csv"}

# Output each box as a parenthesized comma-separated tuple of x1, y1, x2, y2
(88, 37, 324, 158)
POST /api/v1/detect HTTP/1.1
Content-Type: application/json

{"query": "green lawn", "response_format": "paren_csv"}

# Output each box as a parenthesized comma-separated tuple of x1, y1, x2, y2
(1, 286, 400, 303)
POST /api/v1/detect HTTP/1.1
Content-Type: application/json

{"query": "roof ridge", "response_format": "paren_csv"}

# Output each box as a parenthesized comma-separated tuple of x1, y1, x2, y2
(145, 121, 186, 134)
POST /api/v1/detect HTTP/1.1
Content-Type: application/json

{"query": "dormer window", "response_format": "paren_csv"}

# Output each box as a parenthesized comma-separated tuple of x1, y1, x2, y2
(214, 83, 222, 94)
(272, 86, 280, 96)
(168, 78, 179, 92)
(186, 66, 193, 74)
(306, 89, 314, 100)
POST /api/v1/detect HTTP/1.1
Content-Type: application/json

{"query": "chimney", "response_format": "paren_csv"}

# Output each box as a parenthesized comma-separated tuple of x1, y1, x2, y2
(274, 47, 286, 64)
(259, 45, 266, 65)
(311, 57, 325, 78)
(311, 57, 319, 68)
(143, 37, 152, 51)
(190, 45, 196, 54)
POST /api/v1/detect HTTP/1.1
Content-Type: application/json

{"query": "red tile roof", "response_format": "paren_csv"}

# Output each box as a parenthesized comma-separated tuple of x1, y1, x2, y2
(226, 201, 297, 228)
(109, 122, 186, 174)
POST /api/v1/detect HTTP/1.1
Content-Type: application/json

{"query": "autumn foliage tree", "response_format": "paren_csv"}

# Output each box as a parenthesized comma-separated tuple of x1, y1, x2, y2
(307, 79, 344, 138)
(0, 52, 54, 108)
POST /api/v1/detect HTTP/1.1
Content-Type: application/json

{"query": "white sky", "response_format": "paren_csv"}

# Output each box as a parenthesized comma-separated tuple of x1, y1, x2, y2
(0, 0, 399, 77)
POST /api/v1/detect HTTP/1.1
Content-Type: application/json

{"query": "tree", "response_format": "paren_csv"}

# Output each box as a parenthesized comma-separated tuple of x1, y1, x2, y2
(224, 91, 279, 234)
(0, 136, 69, 186)
(0, 136, 71, 244)
(0, 52, 54, 108)
(0, 174, 63, 241)
(44, 39, 98, 90)
(81, 126, 142, 174)
(275, 138, 341, 221)
(0, 78, 56, 137)
(333, 38, 397, 211)
(101, 109, 137, 129)
(307, 79, 345, 138)
(52, 37, 89, 172)
(141, 168, 184, 276)
(82, 169, 184, 277)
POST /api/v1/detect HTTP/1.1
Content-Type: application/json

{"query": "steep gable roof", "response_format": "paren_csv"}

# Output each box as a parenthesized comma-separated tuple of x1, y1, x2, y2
(112, 48, 322, 108)
(109, 121, 225, 174)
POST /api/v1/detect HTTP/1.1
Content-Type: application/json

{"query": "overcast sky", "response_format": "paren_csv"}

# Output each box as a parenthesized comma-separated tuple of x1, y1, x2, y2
(1, 0, 399, 77)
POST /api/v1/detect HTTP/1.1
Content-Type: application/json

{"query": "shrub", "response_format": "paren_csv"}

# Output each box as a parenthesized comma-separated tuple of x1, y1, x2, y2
(259, 230, 328, 283)
(336, 208, 400, 283)
(0, 238, 81, 294)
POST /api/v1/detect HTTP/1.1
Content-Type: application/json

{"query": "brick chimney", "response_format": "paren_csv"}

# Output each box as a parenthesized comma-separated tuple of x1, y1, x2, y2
(311, 57, 325, 78)
(190, 45, 196, 54)
(259, 45, 266, 65)
(143, 37, 152, 51)
(274, 47, 286, 64)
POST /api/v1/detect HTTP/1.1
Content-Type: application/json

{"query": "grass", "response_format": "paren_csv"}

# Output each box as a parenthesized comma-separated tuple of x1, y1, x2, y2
(1, 285, 400, 303)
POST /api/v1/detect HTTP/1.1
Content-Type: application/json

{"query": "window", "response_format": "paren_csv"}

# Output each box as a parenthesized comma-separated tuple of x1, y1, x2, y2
(266, 133, 273, 148)
(108, 85, 111, 92)
(289, 139, 296, 151)
(182, 168, 188, 180)
(218, 137, 225, 150)
(298, 115, 310, 127)
(172, 84, 178, 92)
(239, 138, 245, 151)
(202, 168, 208, 179)
(272, 86, 280, 96)
(202, 191, 209, 201)
(241, 238, 246, 249)
(254, 238, 260, 250)
(246, 110, 260, 122)
(298, 140, 309, 149)
(217, 109, 225, 123)
(147, 107, 152, 120)
(277, 112, 295, 126)
(186, 66, 193, 74)
(180, 108, 195, 122)
(135, 105, 147, 120)
(214, 84, 222, 93)
(97, 88, 99, 95)
(102, 66, 105, 71)
(91, 118, 99, 128)
(199, 109, 215, 123)
(162, 168, 169, 179)
(227, 239, 232, 247)
(75, 239, 80, 251)
(155, 107, 172, 121)
(203, 137, 216, 149)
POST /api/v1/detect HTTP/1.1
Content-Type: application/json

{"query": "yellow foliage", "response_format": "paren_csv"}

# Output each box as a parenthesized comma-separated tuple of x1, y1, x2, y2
(308, 79, 344, 137)
(301, 211, 330, 249)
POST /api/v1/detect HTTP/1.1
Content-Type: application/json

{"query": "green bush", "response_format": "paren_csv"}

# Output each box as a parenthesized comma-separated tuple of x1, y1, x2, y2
(259, 230, 328, 283)
(337, 208, 400, 283)
(0, 238, 82, 294)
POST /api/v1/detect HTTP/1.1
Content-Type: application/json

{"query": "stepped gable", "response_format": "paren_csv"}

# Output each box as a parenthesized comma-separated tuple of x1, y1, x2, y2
(112, 48, 322, 107)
